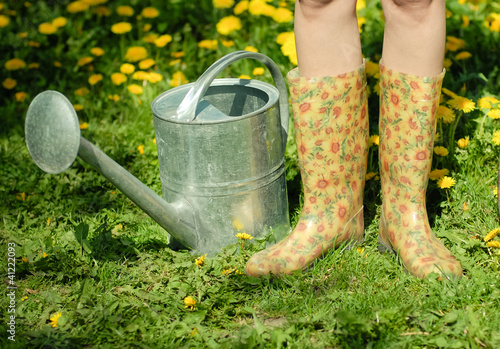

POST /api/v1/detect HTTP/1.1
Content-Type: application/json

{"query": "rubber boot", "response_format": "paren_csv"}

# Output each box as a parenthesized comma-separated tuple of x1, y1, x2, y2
(378, 62, 462, 279)
(245, 62, 369, 276)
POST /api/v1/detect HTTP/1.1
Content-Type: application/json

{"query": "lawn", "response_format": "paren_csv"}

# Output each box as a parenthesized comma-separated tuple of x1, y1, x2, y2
(1, 0, 500, 348)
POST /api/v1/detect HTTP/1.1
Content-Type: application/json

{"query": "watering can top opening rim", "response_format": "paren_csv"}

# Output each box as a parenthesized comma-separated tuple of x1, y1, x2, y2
(151, 78, 280, 125)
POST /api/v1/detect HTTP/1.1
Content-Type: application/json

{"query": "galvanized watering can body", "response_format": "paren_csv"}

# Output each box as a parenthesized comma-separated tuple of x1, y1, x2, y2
(25, 51, 290, 255)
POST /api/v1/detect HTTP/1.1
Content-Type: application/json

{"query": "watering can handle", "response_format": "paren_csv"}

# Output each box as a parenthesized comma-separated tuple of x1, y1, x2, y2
(176, 51, 289, 135)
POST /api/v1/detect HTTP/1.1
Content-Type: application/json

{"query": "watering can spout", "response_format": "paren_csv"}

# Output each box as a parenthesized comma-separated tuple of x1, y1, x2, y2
(24, 90, 200, 250)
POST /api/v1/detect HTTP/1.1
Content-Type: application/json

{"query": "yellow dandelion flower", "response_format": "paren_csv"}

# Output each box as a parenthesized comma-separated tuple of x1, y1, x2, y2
(447, 96, 475, 113)
(0, 15, 10, 28)
(108, 94, 120, 102)
(50, 312, 62, 327)
(478, 96, 500, 109)
(138, 58, 156, 70)
(29, 41, 40, 48)
(462, 15, 470, 28)
(137, 145, 144, 154)
(111, 22, 132, 34)
(234, 0, 249, 15)
(356, 246, 365, 256)
(16, 192, 26, 201)
(429, 168, 450, 180)
(437, 105, 455, 123)
(455, 51, 472, 60)
(445, 36, 466, 52)
(462, 202, 469, 211)
(437, 176, 456, 189)
(111, 72, 127, 85)
(170, 71, 188, 87)
(67, 1, 89, 13)
(365, 172, 377, 180)
(276, 31, 293, 45)
(198, 39, 218, 50)
(485, 13, 500, 32)
(88, 74, 103, 85)
(235, 232, 253, 240)
(3, 78, 17, 90)
(28, 63, 40, 69)
(190, 328, 198, 336)
(249, 0, 275, 16)
(253, 67, 265, 76)
(494, 187, 498, 197)
(492, 130, 500, 145)
(213, 0, 235, 9)
(38, 22, 57, 34)
(154, 34, 172, 48)
(457, 137, 469, 148)
(80, 122, 88, 129)
(21, 296, 28, 301)
(125, 46, 148, 62)
(221, 40, 234, 47)
(365, 61, 380, 78)
(77, 56, 93, 66)
(216, 15, 242, 35)
(116, 5, 134, 16)
(443, 58, 453, 70)
(172, 51, 185, 58)
(120, 63, 135, 75)
(42, 252, 49, 258)
(90, 47, 105, 56)
(484, 228, 500, 242)
(434, 146, 449, 157)
(357, 16, 366, 32)
(15, 91, 28, 102)
(441, 88, 458, 99)
(73, 104, 84, 111)
(143, 33, 158, 43)
(184, 296, 196, 310)
(93, 6, 111, 16)
(132, 71, 149, 81)
(280, 34, 297, 65)
(75, 87, 90, 96)
(142, 7, 159, 18)
(5, 58, 26, 71)
(272, 7, 293, 23)
(487, 109, 500, 120)
(368, 135, 379, 147)
(147, 72, 163, 84)
(51, 17, 67, 28)
(487, 241, 500, 248)
(22, 257, 28, 262)
(127, 84, 143, 95)
(244, 46, 258, 52)
(195, 254, 206, 267)
(239, 75, 252, 80)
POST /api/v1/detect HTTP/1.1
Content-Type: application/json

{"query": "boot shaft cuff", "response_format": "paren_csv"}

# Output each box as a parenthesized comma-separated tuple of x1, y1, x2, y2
(286, 59, 367, 93)
(379, 61, 445, 102)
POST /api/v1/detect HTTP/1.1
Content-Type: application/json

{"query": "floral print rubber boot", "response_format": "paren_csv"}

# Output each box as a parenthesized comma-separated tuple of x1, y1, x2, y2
(378, 62, 462, 279)
(245, 62, 369, 276)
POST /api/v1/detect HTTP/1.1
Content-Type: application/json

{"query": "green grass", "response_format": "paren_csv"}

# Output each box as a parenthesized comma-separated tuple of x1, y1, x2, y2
(2, 0, 500, 348)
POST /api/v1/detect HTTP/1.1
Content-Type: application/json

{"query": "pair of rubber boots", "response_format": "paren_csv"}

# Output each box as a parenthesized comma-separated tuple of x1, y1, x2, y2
(245, 60, 462, 280)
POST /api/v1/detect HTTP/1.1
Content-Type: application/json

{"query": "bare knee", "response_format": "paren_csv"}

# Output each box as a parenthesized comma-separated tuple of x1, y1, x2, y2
(390, 0, 433, 9)
(382, 0, 443, 23)
(297, 0, 357, 19)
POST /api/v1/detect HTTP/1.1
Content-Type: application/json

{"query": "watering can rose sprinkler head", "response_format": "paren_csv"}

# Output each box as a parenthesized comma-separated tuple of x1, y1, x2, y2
(24, 90, 200, 250)
(25, 51, 291, 255)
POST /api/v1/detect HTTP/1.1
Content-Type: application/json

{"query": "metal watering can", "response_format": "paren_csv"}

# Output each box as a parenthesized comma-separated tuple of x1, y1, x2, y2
(25, 51, 290, 255)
